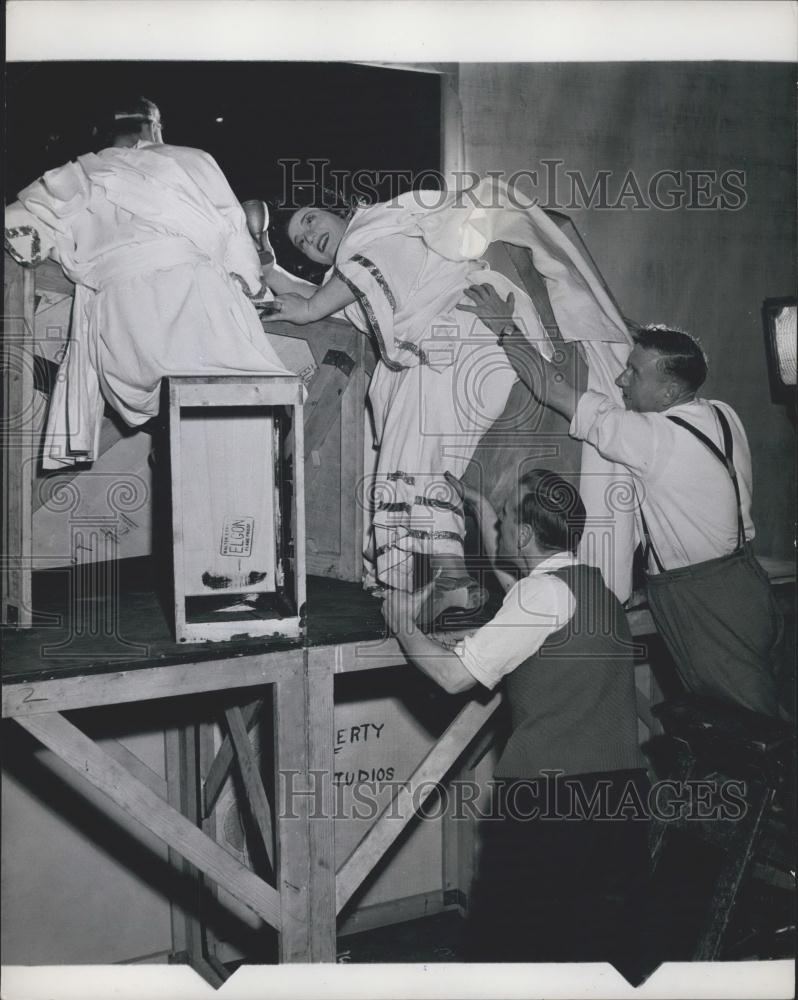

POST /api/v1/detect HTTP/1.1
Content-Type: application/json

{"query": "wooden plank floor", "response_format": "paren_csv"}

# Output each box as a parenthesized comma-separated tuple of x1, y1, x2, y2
(1, 559, 392, 682)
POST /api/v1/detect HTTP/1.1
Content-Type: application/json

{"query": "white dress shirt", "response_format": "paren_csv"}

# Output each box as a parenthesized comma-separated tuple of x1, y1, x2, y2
(570, 392, 754, 573)
(453, 552, 577, 690)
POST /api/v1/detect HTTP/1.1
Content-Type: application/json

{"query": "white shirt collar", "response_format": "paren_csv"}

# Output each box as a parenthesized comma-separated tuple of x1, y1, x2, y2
(530, 551, 578, 576)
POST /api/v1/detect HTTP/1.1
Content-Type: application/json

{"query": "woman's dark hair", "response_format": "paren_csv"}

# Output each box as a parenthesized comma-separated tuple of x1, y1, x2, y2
(632, 324, 708, 392)
(275, 182, 357, 219)
(267, 183, 362, 282)
(518, 469, 586, 554)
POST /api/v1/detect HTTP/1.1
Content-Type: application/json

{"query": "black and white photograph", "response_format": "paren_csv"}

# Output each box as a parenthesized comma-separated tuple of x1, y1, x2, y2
(2, 3, 796, 998)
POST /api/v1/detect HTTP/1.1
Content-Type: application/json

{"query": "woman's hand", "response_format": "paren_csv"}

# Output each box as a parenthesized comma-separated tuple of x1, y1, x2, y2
(457, 284, 515, 337)
(261, 293, 313, 325)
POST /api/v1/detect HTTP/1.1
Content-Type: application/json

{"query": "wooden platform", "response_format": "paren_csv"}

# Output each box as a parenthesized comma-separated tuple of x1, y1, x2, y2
(2, 562, 389, 685)
(3, 559, 791, 981)
(1, 563, 441, 978)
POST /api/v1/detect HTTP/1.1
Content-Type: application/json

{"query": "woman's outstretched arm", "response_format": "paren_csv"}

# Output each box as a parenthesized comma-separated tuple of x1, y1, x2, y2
(265, 261, 318, 298)
(262, 275, 356, 325)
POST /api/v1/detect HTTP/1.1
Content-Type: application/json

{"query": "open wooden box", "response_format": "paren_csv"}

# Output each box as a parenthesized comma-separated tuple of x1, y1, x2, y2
(167, 375, 305, 644)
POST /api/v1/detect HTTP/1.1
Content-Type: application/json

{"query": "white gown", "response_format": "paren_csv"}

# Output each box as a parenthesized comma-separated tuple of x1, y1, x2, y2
(5, 141, 288, 469)
(330, 178, 635, 600)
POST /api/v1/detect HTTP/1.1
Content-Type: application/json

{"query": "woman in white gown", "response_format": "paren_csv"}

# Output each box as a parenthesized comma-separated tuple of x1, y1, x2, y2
(259, 178, 635, 617)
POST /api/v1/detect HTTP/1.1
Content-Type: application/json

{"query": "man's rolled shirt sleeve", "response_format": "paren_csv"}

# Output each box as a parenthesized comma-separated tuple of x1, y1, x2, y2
(570, 390, 666, 478)
(452, 574, 575, 690)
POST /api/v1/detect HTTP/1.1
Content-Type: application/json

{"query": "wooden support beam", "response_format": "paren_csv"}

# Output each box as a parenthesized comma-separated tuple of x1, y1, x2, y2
(273, 670, 311, 962)
(196, 719, 231, 979)
(2, 650, 299, 717)
(178, 722, 211, 974)
(223, 704, 275, 872)
(324, 637, 407, 674)
(442, 713, 500, 913)
(164, 725, 190, 957)
(102, 737, 168, 798)
(203, 698, 262, 817)
(194, 951, 229, 988)
(16, 711, 282, 931)
(306, 649, 336, 961)
(336, 692, 502, 914)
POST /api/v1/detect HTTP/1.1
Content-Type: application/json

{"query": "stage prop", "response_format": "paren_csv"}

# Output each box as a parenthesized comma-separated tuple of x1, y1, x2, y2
(167, 375, 305, 644)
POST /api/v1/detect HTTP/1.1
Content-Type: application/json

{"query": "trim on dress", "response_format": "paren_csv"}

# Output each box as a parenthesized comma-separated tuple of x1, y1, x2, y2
(375, 529, 464, 558)
(394, 340, 430, 365)
(408, 528, 464, 543)
(415, 495, 461, 513)
(5, 225, 42, 264)
(334, 265, 404, 372)
(351, 254, 397, 311)
(375, 496, 461, 514)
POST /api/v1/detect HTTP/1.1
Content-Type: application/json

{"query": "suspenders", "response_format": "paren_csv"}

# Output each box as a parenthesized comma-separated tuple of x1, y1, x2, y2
(638, 405, 746, 573)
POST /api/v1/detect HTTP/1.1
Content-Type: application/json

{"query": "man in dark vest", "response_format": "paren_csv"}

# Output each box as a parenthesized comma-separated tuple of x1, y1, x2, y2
(383, 468, 650, 967)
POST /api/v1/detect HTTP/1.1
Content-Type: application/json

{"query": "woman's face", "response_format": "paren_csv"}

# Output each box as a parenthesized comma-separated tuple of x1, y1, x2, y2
(287, 207, 347, 266)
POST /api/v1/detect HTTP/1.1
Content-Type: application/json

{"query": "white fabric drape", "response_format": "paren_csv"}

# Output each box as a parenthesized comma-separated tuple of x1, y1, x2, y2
(6, 142, 288, 469)
(332, 178, 636, 599)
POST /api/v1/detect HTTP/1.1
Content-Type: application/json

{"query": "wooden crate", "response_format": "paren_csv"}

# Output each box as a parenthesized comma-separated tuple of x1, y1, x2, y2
(262, 318, 374, 583)
(167, 376, 305, 644)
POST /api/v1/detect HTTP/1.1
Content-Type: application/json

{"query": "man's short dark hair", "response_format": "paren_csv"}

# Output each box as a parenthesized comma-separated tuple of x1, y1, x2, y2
(632, 324, 708, 392)
(518, 469, 586, 554)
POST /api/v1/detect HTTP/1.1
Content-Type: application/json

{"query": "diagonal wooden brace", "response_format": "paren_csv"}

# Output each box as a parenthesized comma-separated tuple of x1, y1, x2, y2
(336, 692, 502, 913)
(16, 711, 282, 931)
(223, 704, 275, 872)
(203, 698, 262, 817)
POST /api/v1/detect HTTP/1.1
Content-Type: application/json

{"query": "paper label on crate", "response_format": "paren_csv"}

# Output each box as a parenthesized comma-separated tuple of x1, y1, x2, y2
(220, 516, 255, 557)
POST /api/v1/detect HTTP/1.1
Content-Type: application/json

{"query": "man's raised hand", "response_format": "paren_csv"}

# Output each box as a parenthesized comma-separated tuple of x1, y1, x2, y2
(457, 283, 516, 337)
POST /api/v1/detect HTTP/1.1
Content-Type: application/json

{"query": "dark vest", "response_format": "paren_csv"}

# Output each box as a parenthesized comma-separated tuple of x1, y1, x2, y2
(496, 564, 645, 780)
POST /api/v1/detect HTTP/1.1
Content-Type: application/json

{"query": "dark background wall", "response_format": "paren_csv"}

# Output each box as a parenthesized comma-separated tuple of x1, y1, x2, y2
(4, 61, 441, 280)
(459, 62, 796, 559)
(5, 60, 794, 556)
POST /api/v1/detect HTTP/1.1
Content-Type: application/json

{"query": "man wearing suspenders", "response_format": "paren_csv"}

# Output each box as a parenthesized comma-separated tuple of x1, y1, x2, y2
(461, 283, 782, 718)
